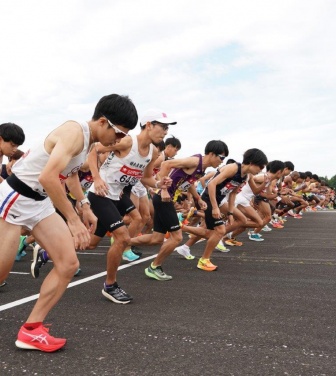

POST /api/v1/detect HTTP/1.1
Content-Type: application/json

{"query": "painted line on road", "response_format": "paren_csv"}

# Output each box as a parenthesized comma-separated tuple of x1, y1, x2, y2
(0, 254, 157, 312)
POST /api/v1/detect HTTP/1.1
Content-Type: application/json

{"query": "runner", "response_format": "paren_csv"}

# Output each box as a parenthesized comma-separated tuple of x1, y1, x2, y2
(87, 109, 176, 303)
(183, 148, 268, 271)
(129, 140, 229, 281)
(0, 94, 138, 352)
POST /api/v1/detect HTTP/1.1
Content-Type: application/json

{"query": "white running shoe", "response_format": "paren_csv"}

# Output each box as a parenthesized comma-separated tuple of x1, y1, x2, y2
(174, 245, 195, 260)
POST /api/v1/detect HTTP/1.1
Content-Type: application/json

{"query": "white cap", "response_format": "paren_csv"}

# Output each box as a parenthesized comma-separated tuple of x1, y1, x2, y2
(140, 109, 177, 126)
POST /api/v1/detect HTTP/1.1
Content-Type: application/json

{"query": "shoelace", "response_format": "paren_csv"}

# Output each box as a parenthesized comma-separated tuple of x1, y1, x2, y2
(116, 287, 127, 295)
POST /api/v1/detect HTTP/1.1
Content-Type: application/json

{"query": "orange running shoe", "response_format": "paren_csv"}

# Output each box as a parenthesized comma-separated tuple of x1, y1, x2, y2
(197, 258, 218, 271)
(224, 238, 243, 246)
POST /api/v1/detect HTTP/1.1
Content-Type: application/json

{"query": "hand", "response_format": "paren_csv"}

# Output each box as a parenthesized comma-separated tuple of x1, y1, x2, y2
(212, 207, 221, 219)
(81, 206, 98, 235)
(94, 178, 109, 197)
(161, 176, 172, 188)
(198, 199, 207, 210)
(161, 189, 171, 202)
(67, 216, 92, 250)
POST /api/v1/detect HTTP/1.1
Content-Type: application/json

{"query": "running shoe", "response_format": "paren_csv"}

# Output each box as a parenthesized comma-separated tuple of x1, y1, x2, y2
(249, 233, 264, 242)
(131, 246, 142, 257)
(262, 225, 272, 232)
(224, 238, 243, 246)
(145, 264, 172, 281)
(186, 207, 196, 220)
(294, 214, 302, 219)
(215, 241, 230, 253)
(0, 280, 7, 287)
(122, 249, 140, 262)
(174, 245, 195, 260)
(74, 267, 82, 276)
(197, 258, 218, 271)
(177, 212, 184, 224)
(31, 245, 49, 279)
(16, 324, 66, 352)
(102, 282, 133, 304)
(15, 236, 27, 261)
(272, 222, 284, 229)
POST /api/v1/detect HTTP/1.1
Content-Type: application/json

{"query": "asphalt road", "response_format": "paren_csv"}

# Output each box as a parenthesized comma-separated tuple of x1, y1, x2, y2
(1, 211, 336, 376)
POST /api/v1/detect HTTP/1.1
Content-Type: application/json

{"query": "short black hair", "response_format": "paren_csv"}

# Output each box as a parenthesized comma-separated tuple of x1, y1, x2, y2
(204, 140, 229, 156)
(153, 140, 165, 152)
(0, 123, 25, 145)
(299, 172, 307, 179)
(266, 160, 285, 173)
(226, 158, 236, 165)
(284, 161, 295, 172)
(305, 171, 312, 178)
(242, 148, 268, 168)
(8, 149, 24, 162)
(92, 94, 138, 130)
(165, 135, 181, 150)
(312, 174, 319, 181)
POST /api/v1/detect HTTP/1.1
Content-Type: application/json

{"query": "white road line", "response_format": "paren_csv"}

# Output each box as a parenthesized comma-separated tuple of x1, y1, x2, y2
(0, 254, 157, 312)
(9, 272, 30, 275)
(76, 252, 106, 255)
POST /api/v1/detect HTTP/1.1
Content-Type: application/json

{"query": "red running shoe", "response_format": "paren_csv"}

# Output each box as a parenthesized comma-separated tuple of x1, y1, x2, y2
(16, 324, 66, 352)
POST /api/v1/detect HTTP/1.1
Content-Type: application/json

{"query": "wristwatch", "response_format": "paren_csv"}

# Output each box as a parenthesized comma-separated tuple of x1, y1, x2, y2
(80, 197, 91, 207)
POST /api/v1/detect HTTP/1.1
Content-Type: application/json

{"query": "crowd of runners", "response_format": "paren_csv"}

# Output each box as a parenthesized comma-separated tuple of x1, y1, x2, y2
(0, 93, 335, 352)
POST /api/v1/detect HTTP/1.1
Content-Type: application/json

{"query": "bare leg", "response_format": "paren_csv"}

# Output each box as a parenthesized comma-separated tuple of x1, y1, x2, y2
(27, 213, 79, 323)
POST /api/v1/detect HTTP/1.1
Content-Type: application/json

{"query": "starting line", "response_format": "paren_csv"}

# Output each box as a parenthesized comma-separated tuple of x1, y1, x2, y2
(0, 254, 157, 312)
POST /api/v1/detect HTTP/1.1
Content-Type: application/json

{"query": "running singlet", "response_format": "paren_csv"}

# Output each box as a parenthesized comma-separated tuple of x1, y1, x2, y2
(11, 121, 91, 197)
(89, 136, 154, 200)
(166, 154, 204, 201)
(202, 162, 246, 202)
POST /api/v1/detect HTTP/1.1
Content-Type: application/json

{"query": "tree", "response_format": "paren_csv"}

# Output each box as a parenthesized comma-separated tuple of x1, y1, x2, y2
(328, 175, 336, 190)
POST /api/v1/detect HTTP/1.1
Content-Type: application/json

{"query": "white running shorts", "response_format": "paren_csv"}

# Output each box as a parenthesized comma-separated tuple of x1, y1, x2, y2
(0, 181, 55, 230)
(131, 181, 148, 198)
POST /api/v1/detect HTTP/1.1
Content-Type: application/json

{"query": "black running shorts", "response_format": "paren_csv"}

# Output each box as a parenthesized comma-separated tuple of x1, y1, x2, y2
(152, 193, 180, 234)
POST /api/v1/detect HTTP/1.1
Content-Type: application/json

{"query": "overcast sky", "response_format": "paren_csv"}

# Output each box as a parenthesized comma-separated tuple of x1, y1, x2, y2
(1, 0, 335, 178)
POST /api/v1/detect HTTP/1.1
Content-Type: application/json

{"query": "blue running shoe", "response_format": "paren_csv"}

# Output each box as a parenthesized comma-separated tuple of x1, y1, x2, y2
(122, 249, 140, 262)
(31, 245, 49, 278)
(16, 236, 27, 261)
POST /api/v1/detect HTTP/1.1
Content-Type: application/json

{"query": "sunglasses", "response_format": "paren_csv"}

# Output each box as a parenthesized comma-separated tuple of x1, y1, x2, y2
(102, 115, 128, 138)
(217, 154, 226, 161)
(151, 121, 169, 131)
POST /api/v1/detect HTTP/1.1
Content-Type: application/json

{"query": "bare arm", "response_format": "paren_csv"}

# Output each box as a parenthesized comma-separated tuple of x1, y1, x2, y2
(207, 163, 238, 219)
(39, 122, 96, 249)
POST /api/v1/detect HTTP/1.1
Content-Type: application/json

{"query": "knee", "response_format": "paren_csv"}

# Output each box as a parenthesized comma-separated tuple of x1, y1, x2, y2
(58, 257, 79, 278)
(151, 236, 164, 245)
(172, 233, 183, 244)
(115, 235, 130, 249)
(256, 218, 264, 227)
(142, 213, 151, 225)
(264, 215, 271, 223)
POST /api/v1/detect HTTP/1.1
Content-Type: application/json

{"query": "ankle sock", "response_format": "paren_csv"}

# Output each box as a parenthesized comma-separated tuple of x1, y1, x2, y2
(23, 322, 42, 330)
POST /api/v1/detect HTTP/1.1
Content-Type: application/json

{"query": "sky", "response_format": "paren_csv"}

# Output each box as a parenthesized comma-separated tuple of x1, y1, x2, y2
(0, 0, 335, 178)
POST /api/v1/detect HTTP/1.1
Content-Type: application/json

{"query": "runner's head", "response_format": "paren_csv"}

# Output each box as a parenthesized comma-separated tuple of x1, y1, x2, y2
(92, 94, 138, 146)
(204, 140, 229, 167)
(0, 123, 25, 158)
(139, 109, 177, 144)
(242, 148, 268, 174)
(266, 160, 285, 176)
